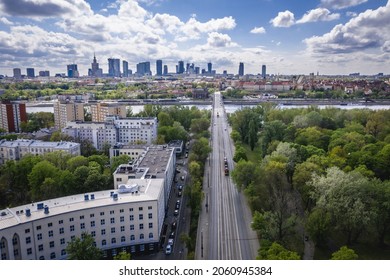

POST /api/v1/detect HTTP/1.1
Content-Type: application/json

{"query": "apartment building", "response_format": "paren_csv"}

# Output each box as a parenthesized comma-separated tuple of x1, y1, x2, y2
(0, 101, 27, 133)
(113, 145, 176, 210)
(0, 139, 81, 165)
(53, 101, 84, 130)
(0, 178, 165, 260)
(62, 117, 158, 150)
(90, 103, 126, 122)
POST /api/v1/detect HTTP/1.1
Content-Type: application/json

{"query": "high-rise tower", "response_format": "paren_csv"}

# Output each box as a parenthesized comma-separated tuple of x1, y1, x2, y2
(156, 60, 162, 76)
(239, 62, 244, 76)
(108, 58, 121, 77)
(262, 64, 266, 79)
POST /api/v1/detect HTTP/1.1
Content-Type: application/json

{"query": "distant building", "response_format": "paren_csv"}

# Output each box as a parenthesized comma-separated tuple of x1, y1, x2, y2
(53, 101, 84, 130)
(108, 58, 121, 77)
(90, 102, 127, 122)
(177, 61, 185, 74)
(156, 60, 162, 76)
(163, 65, 168, 75)
(122, 60, 129, 78)
(0, 101, 27, 133)
(262, 65, 266, 79)
(26, 68, 35, 78)
(192, 88, 209, 99)
(0, 139, 81, 165)
(89, 54, 102, 77)
(67, 64, 79, 78)
(39, 70, 50, 77)
(136, 62, 151, 76)
(13, 68, 21, 79)
(207, 62, 212, 74)
(239, 62, 244, 76)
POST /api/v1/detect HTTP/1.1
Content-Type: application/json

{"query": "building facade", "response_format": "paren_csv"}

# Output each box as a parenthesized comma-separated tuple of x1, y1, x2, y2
(0, 179, 165, 260)
(108, 58, 121, 77)
(0, 139, 81, 165)
(26, 68, 35, 78)
(53, 101, 85, 130)
(122, 61, 129, 78)
(90, 103, 127, 123)
(136, 62, 151, 77)
(156, 60, 162, 76)
(239, 62, 244, 76)
(67, 64, 79, 78)
(0, 101, 27, 133)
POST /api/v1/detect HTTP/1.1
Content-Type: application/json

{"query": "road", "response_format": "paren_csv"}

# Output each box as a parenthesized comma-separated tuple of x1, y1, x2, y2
(200, 92, 259, 260)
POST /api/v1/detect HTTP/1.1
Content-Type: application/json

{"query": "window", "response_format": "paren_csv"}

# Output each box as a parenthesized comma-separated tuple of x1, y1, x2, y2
(50, 241, 55, 248)
(101, 219, 105, 225)
(80, 215, 84, 220)
(60, 238, 65, 245)
(25, 228, 30, 234)
(120, 209, 124, 213)
(27, 248, 32, 255)
(149, 233, 154, 239)
(48, 222, 53, 227)
(80, 223, 85, 230)
(129, 215, 134, 221)
(37, 233, 42, 240)
(149, 223, 153, 229)
(14, 249, 19, 256)
(139, 224, 144, 230)
(25, 237, 31, 244)
(102, 240, 106, 246)
(139, 207, 143, 211)
(140, 234, 144, 240)
(139, 214, 143, 220)
(111, 227, 115, 234)
(59, 228, 64, 234)
(130, 225, 134, 231)
(148, 213, 152, 219)
(38, 244, 43, 251)
(90, 221, 95, 227)
(48, 230, 53, 237)
(61, 249, 66, 256)
(148, 206, 152, 210)
(50, 252, 56, 259)
(36, 225, 41, 231)
(59, 220, 63, 224)
(121, 236, 126, 242)
(69, 217, 74, 222)
(71, 236, 75, 241)
(111, 238, 116, 244)
(91, 231, 96, 237)
(101, 229, 106, 235)
(100, 212, 105, 216)
(90, 213, 94, 218)
(70, 225, 75, 232)
(110, 217, 115, 224)
(110, 210, 115, 215)
(120, 226, 125, 232)
(129, 208, 133, 212)
(120, 216, 124, 222)
(130, 235, 135, 241)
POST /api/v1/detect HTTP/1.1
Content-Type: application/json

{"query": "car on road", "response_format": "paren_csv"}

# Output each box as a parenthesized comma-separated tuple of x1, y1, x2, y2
(171, 221, 177, 230)
(175, 200, 180, 209)
(169, 231, 175, 239)
(165, 244, 172, 255)
(181, 175, 185, 181)
(178, 185, 183, 191)
(177, 191, 182, 197)
(174, 209, 179, 216)
(168, 238, 174, 246)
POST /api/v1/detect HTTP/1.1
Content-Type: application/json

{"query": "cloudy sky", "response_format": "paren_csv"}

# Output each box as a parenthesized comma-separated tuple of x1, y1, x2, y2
(0, 0, 389, 76)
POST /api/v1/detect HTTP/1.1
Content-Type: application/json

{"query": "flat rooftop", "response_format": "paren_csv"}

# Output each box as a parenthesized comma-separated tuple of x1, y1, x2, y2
(0, 178, 164, 230)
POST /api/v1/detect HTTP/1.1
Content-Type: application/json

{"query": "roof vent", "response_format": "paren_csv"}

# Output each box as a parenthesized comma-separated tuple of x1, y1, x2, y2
(84, 194, 89, 201)
(26, 209, 31, 217)
(44, 206, 49, 214)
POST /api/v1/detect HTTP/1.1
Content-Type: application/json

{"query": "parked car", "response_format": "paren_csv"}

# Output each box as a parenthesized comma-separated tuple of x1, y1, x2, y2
(178, 185, 183, 191)
(165, 244, 172, 255)
(174, 209, 179, 216)
(168, 238, 174, 246)
(181, 175, 185, 181)
(177, 191, 182, 197)
(171, 221, 177, 230)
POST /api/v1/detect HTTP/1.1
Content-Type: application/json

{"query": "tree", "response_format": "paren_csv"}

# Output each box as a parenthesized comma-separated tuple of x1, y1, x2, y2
(331, 246, 358, 260)
(67, 155, 89, 172)
(114, 252, 131, 260)
(28, 160, 60, 201)
(305, 208, 331, 246)
(233, 145, 247, 162)
(257, 241, 300, 260)
(231, 160, 258, 190)
(66, 233, 103, 260)
(248, 119, 258, 150)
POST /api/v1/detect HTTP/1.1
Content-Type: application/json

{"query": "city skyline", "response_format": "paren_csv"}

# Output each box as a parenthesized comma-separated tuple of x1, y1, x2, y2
(0, 0, 389, 76)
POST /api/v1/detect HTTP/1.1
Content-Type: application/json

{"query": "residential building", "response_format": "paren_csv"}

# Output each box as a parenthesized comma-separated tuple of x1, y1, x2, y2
(39, 70, 50, 77)
(90, 103, 127, 122)
(0, 101, 27, 133)
(113, 144, 176, 209)
(207, 62, 212, 74)
(26, 68, 35, 78)
(136, 62, 151, 76)
(13, 68, 21, 79)
(0, 139, 81, 165)
(0, 178, 165, 259)
(156, 60, 162, 76)
(108, 58, 121, 77)
(239, 62, 244, 76)
(53, 101, 84, 130)
(62, 117, 158, 150)
(122, 60, 129, 78)
(163, 65, 168, 75)
(177, 61, 184, 74)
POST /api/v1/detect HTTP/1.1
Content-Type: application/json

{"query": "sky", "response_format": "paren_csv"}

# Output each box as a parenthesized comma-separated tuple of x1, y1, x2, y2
(0, 0, 390, 77)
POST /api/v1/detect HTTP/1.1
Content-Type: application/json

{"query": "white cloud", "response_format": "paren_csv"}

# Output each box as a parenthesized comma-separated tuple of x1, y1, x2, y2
(320, 0, 368, 10)
(0, 16, 13, 25)
(346, 11, 358, 17)
(296, 8, 340, 24)
(207, 32, 236, 48)
(250, 26, 266, 34)
(270, 10, 295, 27)
(382, 41, 390, 52)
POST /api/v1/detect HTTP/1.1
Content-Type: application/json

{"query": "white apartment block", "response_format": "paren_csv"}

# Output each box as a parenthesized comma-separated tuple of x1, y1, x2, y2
(53, 101, 84, 130)
(90, 102, 127, 122)
(113, 145, 176, 210)
(62, 117, 158, 150)
(0, 179, 165, 260)
(0, 139, 81, 165)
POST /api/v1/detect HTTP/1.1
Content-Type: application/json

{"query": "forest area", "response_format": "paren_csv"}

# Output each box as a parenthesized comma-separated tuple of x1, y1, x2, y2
(229, 103, 390, 259)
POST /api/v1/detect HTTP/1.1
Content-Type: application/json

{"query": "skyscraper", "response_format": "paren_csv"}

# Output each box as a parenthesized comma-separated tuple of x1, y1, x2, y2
(13, 68, 21, 79)
(156, 60, 162, 76)
(0, 101, 27, 133)
(238, 62, 244, 76)
(123, 60, 129, 77)
(89, 54, 102, 77)
(136, 62, 151, 76)
(163, 65, 168, 75)
(108, 58, 121, 77)
(177, 61, 184, 74)
(67, 64, 79, 78)
(26, 68, 35, 78)
(262, 65, 266, 79)
(207, 62, 212, 74)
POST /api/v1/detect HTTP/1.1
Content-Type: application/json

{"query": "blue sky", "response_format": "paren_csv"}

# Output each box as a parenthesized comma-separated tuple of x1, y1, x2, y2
(0, 0, 389, 76)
